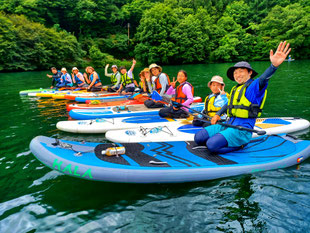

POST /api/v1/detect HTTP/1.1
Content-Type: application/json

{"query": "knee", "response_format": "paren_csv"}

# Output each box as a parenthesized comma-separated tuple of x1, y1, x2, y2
(144, 100, 151, 107)
(194, 129, 209, 146)
(158, 109, 166, 118)
(206, 133, 228, 153)
(206, 139, 218, 153)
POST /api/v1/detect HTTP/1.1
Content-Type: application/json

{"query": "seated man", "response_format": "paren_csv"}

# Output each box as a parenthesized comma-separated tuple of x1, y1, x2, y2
(194, 41, 291, 154)
(46, 67, 62, 89)
(117, 59, 138, 94)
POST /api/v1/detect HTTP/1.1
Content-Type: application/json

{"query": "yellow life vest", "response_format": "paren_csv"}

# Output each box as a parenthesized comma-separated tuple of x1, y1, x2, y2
(121, 73, 134, 86)
(227, 81, 267, 118)
(111, 72, 120, 85)
(204, 93, 230, 117)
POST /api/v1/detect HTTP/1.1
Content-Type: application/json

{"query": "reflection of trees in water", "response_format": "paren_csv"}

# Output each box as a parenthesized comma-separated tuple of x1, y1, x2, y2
(219, 175, 266, 232)
(36, 98, 68, 119)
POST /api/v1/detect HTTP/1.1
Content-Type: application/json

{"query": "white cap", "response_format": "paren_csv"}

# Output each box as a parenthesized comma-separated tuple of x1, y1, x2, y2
(61, 67, 67, 72)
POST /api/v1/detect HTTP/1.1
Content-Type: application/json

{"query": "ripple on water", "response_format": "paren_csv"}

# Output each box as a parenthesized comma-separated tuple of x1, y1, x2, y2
(250, 166, 310, 232)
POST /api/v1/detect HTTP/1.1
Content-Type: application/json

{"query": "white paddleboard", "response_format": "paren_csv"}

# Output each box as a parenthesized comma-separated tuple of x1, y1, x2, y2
(105, 117, 310, 143)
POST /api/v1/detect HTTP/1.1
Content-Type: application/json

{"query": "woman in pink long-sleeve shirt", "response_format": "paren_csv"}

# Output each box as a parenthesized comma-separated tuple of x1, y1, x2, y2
(159, 70, 194, 118)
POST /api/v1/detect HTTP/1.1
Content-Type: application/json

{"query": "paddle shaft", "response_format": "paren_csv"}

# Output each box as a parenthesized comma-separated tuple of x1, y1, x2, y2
(174, 102, 266, 135)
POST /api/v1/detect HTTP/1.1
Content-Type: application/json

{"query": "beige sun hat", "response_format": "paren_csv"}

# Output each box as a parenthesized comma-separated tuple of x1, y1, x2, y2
(72, 67, 78, 71)
(139, 68, 150, 77)
(208, 75, 225, 88)
(149, 63, 162, 73)
(61, 67, 67, 72)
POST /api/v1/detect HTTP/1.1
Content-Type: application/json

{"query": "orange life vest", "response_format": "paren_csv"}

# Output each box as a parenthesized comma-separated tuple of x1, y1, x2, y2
(154, 73, 170, 93)
(171, 81, 194, 104)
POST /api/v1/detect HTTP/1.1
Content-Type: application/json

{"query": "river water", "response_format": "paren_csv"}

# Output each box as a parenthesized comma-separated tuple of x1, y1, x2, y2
(0, 60, 310, 232)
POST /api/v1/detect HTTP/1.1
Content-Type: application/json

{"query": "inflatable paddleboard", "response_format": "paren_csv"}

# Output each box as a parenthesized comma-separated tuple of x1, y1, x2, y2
(75, 95, 132, 103)
(30, 135, 310, 183)
(19, 88, 52, 95)
(67, 96, 201, 112)
(57, 115, 190, 133)
(105, 117, 310, 143)
(28, 90, 71, 97)
(68, 103, 204, 120)
(64, 92, 119, 100)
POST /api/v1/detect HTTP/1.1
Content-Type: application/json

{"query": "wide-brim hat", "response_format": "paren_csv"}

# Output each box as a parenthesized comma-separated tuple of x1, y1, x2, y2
(227, 61, 258, 81)
(139, 68, 150, 77)
(208, 75, 225, 88)
(149, 63, 162, 73)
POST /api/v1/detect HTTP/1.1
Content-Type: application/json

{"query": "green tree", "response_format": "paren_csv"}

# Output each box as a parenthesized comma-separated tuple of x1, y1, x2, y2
(170, 14, 208, 63)
(134, 2, 179, 64)
(258, 3, 310, 59)
(0, 13, 85, 71)
(211, 16, 244, 62)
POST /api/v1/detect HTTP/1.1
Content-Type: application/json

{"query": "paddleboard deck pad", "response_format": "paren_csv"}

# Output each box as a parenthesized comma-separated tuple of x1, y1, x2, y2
(30, 135, 310, 183)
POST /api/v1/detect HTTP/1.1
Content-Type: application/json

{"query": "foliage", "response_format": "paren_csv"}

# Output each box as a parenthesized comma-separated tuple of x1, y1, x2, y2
(0, 12, 85, 71)
(0, 0, 309, 71)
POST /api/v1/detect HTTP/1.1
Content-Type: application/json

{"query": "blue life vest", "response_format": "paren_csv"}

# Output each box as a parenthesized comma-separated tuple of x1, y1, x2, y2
(90, 72, 102, 85)
(61, 73, 72, 86)
(75, 72, 84, 85)
(55, 71, 62, 85)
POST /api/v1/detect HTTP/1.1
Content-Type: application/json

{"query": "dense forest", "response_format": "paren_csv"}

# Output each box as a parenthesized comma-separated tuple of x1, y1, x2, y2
(0, 0, 309, 71)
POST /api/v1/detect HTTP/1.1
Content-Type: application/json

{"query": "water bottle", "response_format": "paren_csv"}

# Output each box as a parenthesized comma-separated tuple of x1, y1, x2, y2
(102, 147, 126, 156)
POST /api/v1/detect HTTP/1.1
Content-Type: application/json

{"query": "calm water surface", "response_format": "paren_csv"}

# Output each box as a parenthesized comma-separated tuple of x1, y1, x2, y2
(0, 61, 310, 232)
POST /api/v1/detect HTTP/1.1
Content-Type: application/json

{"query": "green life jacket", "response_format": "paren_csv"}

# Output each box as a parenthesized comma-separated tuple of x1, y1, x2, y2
(227, 81, 267, 118)
(121, 72, 134, 86)
(111, 72, 120, 85)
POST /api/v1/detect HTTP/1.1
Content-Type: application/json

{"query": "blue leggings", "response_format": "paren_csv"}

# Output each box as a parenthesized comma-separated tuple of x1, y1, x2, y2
(194, 129, 241, 153)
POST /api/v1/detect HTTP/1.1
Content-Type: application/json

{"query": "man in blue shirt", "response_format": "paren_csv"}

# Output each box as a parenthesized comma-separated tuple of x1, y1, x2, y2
(47, 67, 62, 89)
(194, 41, 291, 153)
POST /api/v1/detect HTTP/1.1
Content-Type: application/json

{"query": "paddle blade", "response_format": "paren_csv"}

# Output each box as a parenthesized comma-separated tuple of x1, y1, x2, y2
(151, 91, 162, 101)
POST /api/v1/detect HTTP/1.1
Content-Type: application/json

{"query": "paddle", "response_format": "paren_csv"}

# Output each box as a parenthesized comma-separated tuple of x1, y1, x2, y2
(171, 101, 266, 135)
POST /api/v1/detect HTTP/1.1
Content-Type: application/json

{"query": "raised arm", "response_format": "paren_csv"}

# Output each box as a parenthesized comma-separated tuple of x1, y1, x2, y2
(129, 59, 136, 72)
(270, 41, 291, 67)
(105, 64, 112, 77)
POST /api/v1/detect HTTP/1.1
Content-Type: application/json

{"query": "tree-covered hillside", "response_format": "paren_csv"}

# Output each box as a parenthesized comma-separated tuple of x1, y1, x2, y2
(0, 0, 309, 71)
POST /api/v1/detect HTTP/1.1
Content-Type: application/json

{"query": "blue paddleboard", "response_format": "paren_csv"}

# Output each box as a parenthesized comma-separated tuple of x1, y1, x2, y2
(30, 135, 310, 183)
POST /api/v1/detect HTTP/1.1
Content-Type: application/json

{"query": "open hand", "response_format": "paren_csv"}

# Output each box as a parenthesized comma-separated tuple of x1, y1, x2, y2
(270, 41, 291, 67)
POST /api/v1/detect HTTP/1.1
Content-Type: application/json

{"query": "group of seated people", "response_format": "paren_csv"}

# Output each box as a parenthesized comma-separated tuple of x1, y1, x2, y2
(47, 66, 103, 92)
(104, 41, 291, 154)
(47, 41, 290, 154)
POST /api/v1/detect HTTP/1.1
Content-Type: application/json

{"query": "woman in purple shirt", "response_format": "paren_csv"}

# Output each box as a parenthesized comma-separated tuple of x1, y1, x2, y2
(159, 70, 194, 118)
